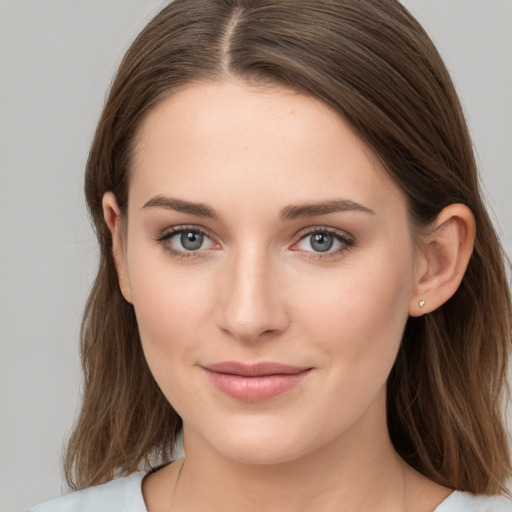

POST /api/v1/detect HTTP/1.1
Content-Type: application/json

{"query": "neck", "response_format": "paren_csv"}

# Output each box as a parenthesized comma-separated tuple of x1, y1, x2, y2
(172, 394, 411, 512)
(180, 443, 405, 512)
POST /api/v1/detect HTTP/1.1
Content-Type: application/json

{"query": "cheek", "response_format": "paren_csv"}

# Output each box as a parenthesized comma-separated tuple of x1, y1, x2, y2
(127, 265, 219, 419)
(295, 251, 414, 374)
(126, 249, 215, 372)
(280, 252, 415, 445)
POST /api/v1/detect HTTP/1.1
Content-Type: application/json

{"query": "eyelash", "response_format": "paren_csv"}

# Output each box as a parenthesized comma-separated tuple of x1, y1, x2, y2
(155, 225, 354, 260)
(293, 227, 355, 260)
(156, 225, 215, 260)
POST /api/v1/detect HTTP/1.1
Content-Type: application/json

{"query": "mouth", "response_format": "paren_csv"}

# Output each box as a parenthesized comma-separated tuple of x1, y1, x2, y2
(201, 361, 313, 402)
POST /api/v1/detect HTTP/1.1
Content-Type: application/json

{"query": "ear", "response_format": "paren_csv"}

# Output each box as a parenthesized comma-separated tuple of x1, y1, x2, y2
(409, 204, 476, 317)
(102, 191, 133, 304)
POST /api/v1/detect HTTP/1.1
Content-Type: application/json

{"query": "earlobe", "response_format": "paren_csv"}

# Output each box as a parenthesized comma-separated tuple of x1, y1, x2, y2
(409, 204, 476, 317)
(102, 192, 133, 304)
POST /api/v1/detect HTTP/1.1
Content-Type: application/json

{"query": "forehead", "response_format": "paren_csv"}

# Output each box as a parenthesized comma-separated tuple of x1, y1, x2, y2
(129, 79, 405, 217)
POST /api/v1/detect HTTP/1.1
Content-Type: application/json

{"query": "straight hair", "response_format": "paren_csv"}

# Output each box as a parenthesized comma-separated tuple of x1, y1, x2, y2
(65, 0, 512, 494)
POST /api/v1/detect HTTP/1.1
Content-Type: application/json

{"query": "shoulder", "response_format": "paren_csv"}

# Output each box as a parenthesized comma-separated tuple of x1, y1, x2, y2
(436, 491, 512, 512)
(26, 472, 147, 512)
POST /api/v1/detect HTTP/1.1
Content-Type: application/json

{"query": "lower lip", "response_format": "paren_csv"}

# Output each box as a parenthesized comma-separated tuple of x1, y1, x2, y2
(203, 369, 311, 402)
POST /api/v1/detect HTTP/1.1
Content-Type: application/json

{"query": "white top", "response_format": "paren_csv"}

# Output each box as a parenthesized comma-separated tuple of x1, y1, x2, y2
(27, 472, 512, 511)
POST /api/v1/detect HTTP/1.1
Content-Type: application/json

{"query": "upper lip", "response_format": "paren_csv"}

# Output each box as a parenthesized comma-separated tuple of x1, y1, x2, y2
(202, 361, 312, 377)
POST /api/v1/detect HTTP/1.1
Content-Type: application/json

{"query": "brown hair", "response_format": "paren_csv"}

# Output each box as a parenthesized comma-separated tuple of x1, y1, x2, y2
(65, 0, 512, 494)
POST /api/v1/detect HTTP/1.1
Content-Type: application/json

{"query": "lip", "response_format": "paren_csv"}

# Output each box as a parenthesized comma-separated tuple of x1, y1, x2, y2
(201, 361, 312, 402)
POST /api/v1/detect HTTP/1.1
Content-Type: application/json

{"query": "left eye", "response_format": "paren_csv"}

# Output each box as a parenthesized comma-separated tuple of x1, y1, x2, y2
(296, 231, 348, 253)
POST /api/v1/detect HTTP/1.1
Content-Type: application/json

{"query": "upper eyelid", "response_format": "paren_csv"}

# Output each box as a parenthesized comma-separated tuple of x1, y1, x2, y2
(157, 225, 214, 241)
(156, 225, 353, 248)
(295, 226, 354, 241)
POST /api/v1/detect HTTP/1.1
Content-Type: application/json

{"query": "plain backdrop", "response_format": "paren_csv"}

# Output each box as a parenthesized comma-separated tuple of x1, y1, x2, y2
(0, 1, 511, 511)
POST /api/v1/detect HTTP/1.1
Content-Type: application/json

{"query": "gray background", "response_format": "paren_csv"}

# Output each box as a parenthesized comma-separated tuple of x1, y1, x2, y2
(0, 1, 510, 511)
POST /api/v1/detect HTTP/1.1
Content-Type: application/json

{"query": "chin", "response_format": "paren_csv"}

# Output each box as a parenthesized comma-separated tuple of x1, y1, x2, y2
(220, 442, 306, 466)
(197, 420, 326, 466)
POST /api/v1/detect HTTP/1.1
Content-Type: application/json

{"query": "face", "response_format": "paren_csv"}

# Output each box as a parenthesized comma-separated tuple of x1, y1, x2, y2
(111, 80, 422, 465)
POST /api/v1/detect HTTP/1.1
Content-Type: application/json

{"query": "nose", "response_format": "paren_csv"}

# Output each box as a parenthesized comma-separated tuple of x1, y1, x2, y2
(216, 248, 289, 343)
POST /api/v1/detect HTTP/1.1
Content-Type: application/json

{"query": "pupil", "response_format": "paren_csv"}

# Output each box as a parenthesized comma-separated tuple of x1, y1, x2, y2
(181, 231, 203, 251)
(311, 233, 333, 252)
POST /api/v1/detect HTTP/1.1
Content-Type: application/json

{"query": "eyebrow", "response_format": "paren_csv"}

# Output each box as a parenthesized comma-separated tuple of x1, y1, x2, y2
(142, 195, 374, 220)
(142, 195, 219, 218)
(279, 199, 375, 220)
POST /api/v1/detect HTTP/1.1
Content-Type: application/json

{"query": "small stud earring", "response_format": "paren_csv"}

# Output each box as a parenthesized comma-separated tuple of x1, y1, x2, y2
(418, 299, 425, 308)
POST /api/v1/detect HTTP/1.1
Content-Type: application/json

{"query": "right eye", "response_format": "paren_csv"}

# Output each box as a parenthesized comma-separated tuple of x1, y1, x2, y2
(157, 227, 218, 257)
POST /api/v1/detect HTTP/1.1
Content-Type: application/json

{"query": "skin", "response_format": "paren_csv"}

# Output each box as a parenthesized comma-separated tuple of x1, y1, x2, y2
(103, 80, 475, 511)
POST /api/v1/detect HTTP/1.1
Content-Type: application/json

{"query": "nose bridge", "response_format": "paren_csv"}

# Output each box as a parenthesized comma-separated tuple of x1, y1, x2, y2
(217, 243, 286, 342)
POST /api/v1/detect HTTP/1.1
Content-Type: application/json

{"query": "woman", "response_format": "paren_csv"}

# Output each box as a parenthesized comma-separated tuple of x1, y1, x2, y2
(29, 0, 511, 510)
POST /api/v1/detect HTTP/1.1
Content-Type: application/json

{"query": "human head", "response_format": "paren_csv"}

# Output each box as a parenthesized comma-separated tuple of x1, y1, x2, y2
(67, 0, 511, 493)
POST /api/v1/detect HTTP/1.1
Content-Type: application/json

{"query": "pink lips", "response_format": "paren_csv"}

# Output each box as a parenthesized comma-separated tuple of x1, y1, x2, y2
(201, 361, 312, 402)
